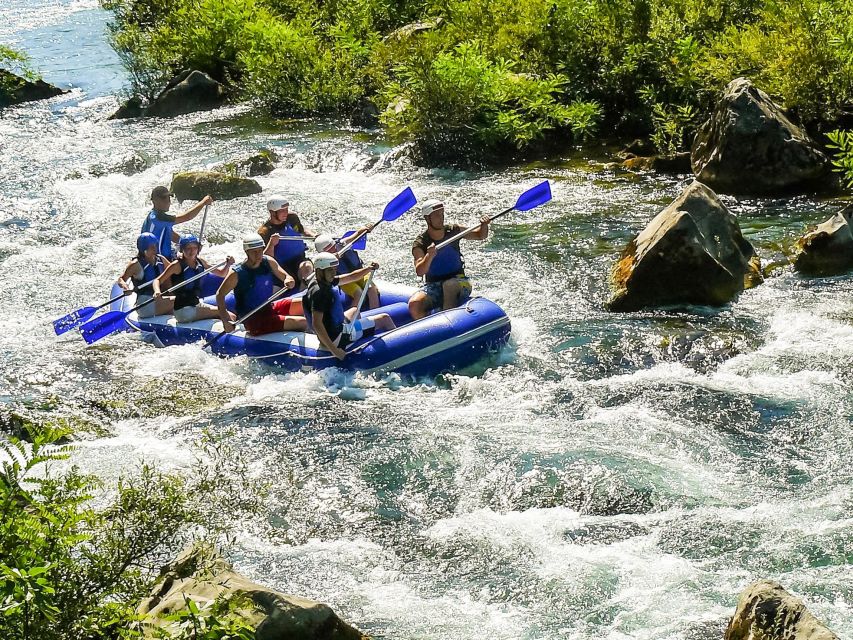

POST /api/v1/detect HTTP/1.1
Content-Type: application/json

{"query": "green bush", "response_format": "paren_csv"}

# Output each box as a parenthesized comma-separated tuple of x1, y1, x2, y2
(0, 425, 267, 640)
(827, 129, 853, 188)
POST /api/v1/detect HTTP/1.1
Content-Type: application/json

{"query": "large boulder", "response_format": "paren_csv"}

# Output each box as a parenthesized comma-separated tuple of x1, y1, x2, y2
(608, 181, 761, 311)
(215, 148, 279, 177)
(725, 580, 838, 640)
(171, 171, 261, 201)
(139, 544, 368, 640)
(793, 205, 853, 276)
(0, 69, 67, 108)
(691, 78, 831, 195)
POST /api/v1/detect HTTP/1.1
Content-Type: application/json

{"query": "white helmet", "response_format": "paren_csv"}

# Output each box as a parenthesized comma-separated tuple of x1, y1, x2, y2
(314, 234, 335, 253)
(419, 199, 444, 217)
(266, 195, 289, 211)
(242, 233, 266, 251)
(313, 252, 339, 270)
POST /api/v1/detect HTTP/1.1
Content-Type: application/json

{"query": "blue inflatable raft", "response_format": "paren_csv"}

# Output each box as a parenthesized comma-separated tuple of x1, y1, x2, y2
(111, 277, 511, 377)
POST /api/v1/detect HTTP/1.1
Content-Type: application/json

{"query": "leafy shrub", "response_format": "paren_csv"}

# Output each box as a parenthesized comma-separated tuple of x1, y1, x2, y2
(827, 129, 853, 188)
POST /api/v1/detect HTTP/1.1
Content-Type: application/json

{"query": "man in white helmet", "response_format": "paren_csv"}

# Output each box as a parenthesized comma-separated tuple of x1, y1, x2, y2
(314, 230, 380, 310)
(303, 252, 395, 361)
(215, 233, 307, 336)
(408, 199, 490, 319)
(258, 195, 316, 287)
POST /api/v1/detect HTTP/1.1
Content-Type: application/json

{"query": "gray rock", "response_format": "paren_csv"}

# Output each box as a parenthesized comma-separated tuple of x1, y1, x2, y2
(608, 181, 762, 311)
(0, 69, 67, 108)
(108, 96, 145, 120)
(89, 151, 151, 177)
(171, 171, 261, 201)
(146, 70, 227, 118)
(691, 78, 830, 195)
(215, 149, 279, 177)
(793, 205, 853, 276)
(725, 580, 838, 640)
(622, 152, 691, 175)
(139, 544, 369, 640)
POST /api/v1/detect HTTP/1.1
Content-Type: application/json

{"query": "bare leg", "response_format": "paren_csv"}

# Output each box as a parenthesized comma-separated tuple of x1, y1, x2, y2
(441, 279, 462, 310)
(373, 313, 396, 331)
(282, 316, 307, 331)
(155, 297, 175, 315)
(367, 284, 380, 309)
(407, 292, 432, 320)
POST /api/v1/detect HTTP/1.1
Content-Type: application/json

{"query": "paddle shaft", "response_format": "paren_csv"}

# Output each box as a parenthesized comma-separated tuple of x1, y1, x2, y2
(346, 270, 375, 328)
(433, 206, 512, 252)
(198, 204, 210, 240)
(203, 285, 291, 349)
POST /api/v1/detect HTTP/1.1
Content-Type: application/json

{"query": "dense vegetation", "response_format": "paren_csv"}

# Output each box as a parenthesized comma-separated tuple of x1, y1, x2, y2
(0, 425, 263, 639)
(102, 0, 853, 165)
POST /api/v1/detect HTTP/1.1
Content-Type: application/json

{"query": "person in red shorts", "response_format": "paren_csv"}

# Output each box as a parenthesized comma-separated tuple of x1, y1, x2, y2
(215, 233, 307, 336)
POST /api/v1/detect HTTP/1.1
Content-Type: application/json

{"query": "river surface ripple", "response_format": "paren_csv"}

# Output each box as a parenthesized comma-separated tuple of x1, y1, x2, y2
(1, 2, 852, 638)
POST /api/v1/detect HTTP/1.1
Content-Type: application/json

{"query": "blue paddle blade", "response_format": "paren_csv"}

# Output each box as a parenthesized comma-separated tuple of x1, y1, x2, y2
(382, 187, 417, 222)
(53, 306, 97, 335)
(80, 311, 128, 344)
(340, 230, 367, 251)
(514, 180, 552, 212)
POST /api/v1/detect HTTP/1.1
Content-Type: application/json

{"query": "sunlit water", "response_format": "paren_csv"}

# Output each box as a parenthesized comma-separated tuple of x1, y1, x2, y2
(1, 2, 852, 638)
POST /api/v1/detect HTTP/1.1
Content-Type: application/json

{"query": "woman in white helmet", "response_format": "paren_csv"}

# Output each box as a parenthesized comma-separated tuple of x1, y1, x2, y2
(314, 230, 380, 310)
(215, 233, 307, 336)
(302, 252, 395, 361)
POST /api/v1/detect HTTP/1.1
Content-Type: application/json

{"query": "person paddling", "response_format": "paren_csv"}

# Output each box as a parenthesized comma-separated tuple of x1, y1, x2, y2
(117, 232, 174, 318)
(153, 234, 235, 324)
(313, 230, 380, 310)
(141, 186, 213, 260)
(258, 195, 316, 287)
(302, 252, 395, 361)
(408, 199, 490, 319)
(216, 233, 307, 336)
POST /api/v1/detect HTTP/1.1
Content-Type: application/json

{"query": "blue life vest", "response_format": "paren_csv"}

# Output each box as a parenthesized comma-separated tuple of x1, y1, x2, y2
(131, 256, 165, 295)
(141, 208, 175, 259)
(233, 257, 274, 317)
(173, 258, 205, 310)
(273, 223, 306, 264)
(337, 244, 363, 275)
(425, 228, 464, 283)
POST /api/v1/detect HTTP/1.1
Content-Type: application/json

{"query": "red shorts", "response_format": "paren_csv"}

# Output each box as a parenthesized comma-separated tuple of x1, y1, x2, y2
(244, 298, 294, 336)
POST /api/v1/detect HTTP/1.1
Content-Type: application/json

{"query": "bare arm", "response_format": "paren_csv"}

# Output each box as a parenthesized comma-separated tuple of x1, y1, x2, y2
(264, 234, 278, 258)
(201, 256, 234, 277)
(216, 271, 238, 330)
(267, 257, 296, 290)
(117, 261, 138, 290)
(413, 246, 436, 277)
(312, 310, 346, 360)
(173, 195, 213, 224)
(464, 217, 490, 240)
(153, 261, 180, 297)
(338, 264, 376, 286)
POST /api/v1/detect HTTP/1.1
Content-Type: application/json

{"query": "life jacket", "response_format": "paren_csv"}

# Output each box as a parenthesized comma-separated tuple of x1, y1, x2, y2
(423, 227, 465, 283)
(172, 257, 205, 310)
(303, 277, 345, 340)
(273, 222, 307, 264)
(131, 256, 165, 295)
(233, 257, 274, 317)
(141, 209, 175, 259)
(337, 243, 363, 275)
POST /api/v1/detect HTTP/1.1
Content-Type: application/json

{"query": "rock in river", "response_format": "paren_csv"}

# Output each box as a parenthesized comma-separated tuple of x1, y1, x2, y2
(139, 543, 369, 639)
(691, 77, 830, 195)
(0, 69, 67, 108)
(725, 580, 838, 640)
(171, 171, 261, 202)
(793, 204, 853, 276)
(608, 181, 761, 311)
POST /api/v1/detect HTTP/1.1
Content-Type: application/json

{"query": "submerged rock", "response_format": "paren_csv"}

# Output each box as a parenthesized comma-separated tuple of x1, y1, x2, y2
(0, 69, 67, 108)
(608, 181, 761, 311)
(622, 152, 691, 175)
(793, 205, 853, 276)
(171, 171, 261, 201)
(139, 543, 369, 639)
(725, 580, 838, 640)
(691, 78, 830, 195)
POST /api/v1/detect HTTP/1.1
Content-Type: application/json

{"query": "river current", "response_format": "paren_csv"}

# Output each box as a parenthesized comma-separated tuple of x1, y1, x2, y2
(1, 2, 852, 638)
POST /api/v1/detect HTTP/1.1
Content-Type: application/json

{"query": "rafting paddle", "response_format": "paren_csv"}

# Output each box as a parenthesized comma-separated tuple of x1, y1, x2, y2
(434, 180, 553, 251)
(198, 203, 211, 240)
(346, 269, 375, 326)
(336, 187, 417, 256)
(338, 230, 367, 251)
(202, 286, 291, 350)
(52, 274, 165, 335)
(80, 260, 226, 344)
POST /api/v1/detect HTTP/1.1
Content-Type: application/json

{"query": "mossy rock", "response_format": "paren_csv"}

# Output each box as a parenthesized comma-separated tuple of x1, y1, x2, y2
(215, 148, 279, 177)
(171, 171, 261, 202)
